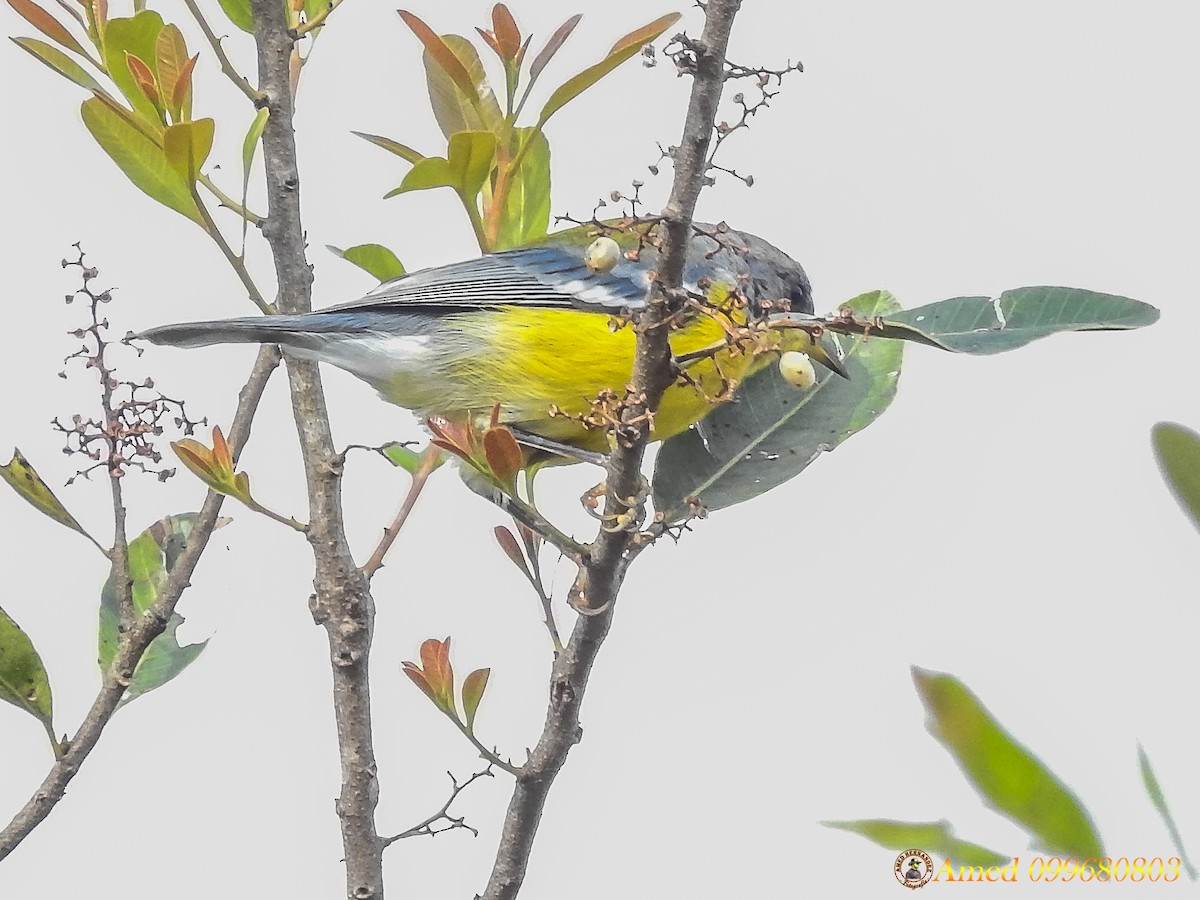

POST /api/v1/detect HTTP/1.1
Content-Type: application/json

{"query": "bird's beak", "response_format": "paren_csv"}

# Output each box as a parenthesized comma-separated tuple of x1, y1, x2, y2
(807, 331, 850, 379)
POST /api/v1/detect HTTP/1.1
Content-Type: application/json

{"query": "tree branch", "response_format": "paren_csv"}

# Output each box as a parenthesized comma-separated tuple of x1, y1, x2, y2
(477, 3, 743, 898)
(248, 1, 385, 896)
(0, 345, 280, 860)
(382, 767, 493, 847)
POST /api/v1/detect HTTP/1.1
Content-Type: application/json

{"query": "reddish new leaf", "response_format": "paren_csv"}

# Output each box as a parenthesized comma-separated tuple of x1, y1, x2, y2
(401, 663, 436, 702)
(528, 13, 581, 83)
(490, 3, 520, 60)
(493, 525, 532, 579)
(483, 426, 523, 488)
(6, 0, 87, 56)
(397, 10, 478, 104)
(171, 54, 198, 122)
(125, 51, 160, 108)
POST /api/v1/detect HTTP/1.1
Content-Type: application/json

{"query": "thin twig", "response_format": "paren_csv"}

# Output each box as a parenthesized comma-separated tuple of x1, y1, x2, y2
(198, 173, 264, 225)
(184, 0, 263, 103)
(361, 444, 440, 578)
(477, 3, 744, 898)
(191, 187, 273, 314)
(382, 767, 493, 847)
(0, 346, 280, 860)
(248, 2, 385, 897)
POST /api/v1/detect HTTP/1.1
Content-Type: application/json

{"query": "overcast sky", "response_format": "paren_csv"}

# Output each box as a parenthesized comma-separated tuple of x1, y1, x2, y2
(2, 1, 1197, 896)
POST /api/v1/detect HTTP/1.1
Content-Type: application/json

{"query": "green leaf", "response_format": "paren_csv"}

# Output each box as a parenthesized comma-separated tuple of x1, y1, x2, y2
(537, 13, 680, 127)
(163, 118, 214, 184)
(101, 10, 167, 126)
(240, 107, 268, 243)
(327, 243, 406, 282)
(1137, 744, 1198, 880)
(380, 442, 422, 473)
(461, 667, 489, 732)
(1, 448, 96, 545)
(494, 127, 550, 250)
(155, 23, 190, 122)
(420, 31, 503, 139)
(653, 291, 903, 519)
(98, 514, 212, 705)
(912, 667, 1103, 860)
(11, 36, 107, 94)
(216, 0, 254, 34)
(386, 130, 496, 201)
(352, 130, 424, 165)
(823, 819, 1010, 869)
(1151, 422, 1200, 534)
(7, 0, 88, 57)
(0, 606, 56, 749)
(81, 96, 203, 223)
(880, 287, 1159, 354)
(170, 119, 214, 184)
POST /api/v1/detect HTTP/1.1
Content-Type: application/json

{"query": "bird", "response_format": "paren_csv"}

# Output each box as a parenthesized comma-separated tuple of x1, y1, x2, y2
(140, 222, 846, 466)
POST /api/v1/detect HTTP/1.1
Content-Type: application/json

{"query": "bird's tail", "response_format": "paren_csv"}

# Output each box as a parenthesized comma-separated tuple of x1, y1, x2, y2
(139, 315, 357, 352)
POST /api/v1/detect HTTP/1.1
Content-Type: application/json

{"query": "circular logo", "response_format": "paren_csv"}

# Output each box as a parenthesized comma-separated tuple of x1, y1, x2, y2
(894, 849, 934, 889)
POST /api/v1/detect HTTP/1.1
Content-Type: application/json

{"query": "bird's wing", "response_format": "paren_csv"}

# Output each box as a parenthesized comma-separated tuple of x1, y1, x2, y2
(320, 245, 652, 316)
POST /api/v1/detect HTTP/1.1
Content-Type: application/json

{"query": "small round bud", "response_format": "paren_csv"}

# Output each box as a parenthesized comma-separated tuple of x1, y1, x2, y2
(584, 236, 621, 274)
(778, 351, 817, 389)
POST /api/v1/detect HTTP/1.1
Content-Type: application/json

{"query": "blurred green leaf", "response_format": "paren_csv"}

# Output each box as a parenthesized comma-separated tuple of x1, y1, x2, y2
(303, 0, 329, 24)
(11, 36, 107, 94)
(7, 0, 88, 57)
(878, 287, 1159, 354)
(494, 127, 550, 250)
(1151, 422, 1200, 534)
(352, 130, 424, 165)
(461, 667, 489, 732)
(102, 10, 166, 125)
(216, 0, 254, 34)
(1137, 743, 1198, 880)
(405, 19, 502, 139)
(98, 513, 212, 705)
(387, 130, 496, 200)
(0, 606, 56, 750)
(327, 243, 406, 282)
(913, 667, 1103, 860)
(163, 118, 214, 184)
(1, 448, 97, 546)
(81, 96, 203, 223)
(537, 13, 680, 127)
(653, 291, 902, 519)
(824, 819, 1010, 868)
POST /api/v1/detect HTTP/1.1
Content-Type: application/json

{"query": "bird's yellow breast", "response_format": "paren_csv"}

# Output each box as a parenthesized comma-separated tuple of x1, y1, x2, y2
(386, 304, 804, 454)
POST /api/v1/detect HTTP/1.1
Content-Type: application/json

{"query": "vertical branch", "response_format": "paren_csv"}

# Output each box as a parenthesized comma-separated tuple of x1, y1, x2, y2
(479, 2, 743, 898)
(248, 1, 385, 897)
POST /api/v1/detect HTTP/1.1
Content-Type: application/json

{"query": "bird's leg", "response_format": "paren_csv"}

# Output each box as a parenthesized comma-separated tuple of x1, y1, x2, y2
(580, 472, 652, 533)
(460, 467, 586, 562)
(508, 427, 608, 467)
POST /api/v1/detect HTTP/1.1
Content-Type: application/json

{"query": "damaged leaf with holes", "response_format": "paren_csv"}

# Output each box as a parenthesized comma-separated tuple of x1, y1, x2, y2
(98, 513, 212, 704)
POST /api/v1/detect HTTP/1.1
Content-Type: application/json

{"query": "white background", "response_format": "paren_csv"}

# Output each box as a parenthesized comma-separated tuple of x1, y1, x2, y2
(1, 1, 1197, 896)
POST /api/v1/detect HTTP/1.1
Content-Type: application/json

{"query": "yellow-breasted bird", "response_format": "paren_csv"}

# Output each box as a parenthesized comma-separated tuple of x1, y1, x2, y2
(140, 223, 846, 464)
